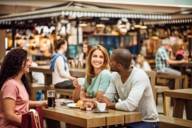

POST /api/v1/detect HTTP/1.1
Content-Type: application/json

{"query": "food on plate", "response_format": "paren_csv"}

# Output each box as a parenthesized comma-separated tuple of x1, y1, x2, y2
(76, 100, 83, 108)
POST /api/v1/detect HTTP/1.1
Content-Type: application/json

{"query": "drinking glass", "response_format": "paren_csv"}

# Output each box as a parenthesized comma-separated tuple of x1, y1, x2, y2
(47, 90, 56, 107)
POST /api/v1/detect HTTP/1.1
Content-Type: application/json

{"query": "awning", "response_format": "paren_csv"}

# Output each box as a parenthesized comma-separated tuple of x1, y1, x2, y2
(0, 1, 174, 23)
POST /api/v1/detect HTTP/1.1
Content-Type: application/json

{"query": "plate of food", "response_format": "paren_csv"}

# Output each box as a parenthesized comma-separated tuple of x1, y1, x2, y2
(66, 103, 79, 108)
(62, 99, 74, 104)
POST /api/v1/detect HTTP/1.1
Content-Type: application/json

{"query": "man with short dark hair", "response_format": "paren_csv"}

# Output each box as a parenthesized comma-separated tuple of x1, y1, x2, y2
(99, 48, 159, 128)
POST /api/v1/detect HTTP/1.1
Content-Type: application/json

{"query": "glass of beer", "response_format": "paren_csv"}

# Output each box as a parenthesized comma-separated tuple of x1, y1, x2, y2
(47, 90, 55, 107)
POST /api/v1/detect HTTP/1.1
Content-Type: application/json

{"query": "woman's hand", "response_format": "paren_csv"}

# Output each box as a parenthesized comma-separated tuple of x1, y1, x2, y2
(69, 76, 77, 81)
(72, 78, 81, 88)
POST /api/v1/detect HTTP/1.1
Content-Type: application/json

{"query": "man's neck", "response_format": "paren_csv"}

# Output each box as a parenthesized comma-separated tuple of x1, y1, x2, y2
(119, 68, 132, 83)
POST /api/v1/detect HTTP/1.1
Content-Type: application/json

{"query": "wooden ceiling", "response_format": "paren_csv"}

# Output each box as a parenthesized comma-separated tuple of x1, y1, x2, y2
(0, 0, 62, 16)
(0, 5, 38, 16)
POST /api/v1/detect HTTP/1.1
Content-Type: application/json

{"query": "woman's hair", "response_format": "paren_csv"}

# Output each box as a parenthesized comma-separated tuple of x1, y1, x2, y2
(54, 38, 67, 51)
(82, 42, 91, 59)
(86, 45, 110, 84)
(136, 54, 145, 66)
(0, 48, 30, 94)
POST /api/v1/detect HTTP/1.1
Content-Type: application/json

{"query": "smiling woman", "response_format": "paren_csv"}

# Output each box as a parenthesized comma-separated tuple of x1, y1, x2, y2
(73, 45, 111, 110)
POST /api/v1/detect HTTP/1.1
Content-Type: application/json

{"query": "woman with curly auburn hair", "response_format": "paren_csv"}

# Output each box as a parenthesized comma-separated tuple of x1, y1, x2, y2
(73, 45, 111, 109)
(0, 48, 47, 128)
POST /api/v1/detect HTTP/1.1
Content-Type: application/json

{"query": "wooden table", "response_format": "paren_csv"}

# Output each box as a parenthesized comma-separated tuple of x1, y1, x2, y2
(171, 62, 192, 88)
(43, 106, 141, 128)
(30, 65, 52, 85)
(164, 88, 192, 120)
(29, 66, 85, 99)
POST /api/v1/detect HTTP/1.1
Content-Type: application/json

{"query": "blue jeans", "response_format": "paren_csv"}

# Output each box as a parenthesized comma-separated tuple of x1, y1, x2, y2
(127, 121, 159, 128)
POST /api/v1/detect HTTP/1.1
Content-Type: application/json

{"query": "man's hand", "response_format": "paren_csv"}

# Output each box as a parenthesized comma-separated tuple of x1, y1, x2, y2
(97, 96, 115, 109)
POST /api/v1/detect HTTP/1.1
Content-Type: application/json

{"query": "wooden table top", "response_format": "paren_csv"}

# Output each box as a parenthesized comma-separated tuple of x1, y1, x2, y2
(43, 106, 141, 128)
(164, 88, 192, 100)
(171, 62, 192, 68)
(30, 65, 51, 74)
(30, 65, 85, 77)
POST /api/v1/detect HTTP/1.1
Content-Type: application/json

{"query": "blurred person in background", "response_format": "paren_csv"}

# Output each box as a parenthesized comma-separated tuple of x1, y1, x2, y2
(155, 39, 188, 76)
(135, 54, 151, 71)
(77, 42, 91, 68)
(50, 38, 76, 89)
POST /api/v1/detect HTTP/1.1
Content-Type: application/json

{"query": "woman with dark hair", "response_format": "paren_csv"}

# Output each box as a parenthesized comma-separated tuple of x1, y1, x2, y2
(0, 48, 47, 128)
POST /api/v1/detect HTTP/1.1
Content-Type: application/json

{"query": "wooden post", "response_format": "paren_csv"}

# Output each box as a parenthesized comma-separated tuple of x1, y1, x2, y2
(188, 35, 192, 58)
(0, 29, 6, 62)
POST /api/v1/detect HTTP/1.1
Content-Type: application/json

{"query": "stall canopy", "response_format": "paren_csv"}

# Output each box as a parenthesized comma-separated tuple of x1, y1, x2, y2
(0, 1, 175, 22)
(0, 1, 192, 27)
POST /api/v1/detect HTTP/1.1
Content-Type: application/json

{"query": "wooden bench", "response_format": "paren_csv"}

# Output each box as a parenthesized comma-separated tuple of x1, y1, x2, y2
(155, 72, 188, 115)
(30, 83, 55, 100)
(30, 83, 74, 100)
(156, 72, 188, 89)
(30, 83, 45, 100)
(55, 88, 74, 98)
(159, 115, 192, 128)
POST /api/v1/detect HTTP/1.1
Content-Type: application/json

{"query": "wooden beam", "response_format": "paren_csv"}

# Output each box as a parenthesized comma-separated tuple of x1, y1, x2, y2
(0, 29, 6, 62)
(0, 5, 39, 15)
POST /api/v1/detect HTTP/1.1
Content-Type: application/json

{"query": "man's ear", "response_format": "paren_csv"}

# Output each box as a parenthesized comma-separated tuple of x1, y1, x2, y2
(117, 63, 122, 69)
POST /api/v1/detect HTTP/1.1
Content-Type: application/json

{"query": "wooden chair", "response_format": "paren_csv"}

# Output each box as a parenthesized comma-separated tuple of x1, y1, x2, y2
(55, 88, 74, 98)
(155, 72, 187, 116)
(145, 71, 156, 100)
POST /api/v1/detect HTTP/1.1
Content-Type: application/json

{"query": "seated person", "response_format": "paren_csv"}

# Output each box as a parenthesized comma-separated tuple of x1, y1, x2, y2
(50, 38, 76, 89)
(135, 54, 151, 71)
(77, 42, 91, 68)
(0, 48, 47, 128)
(98, 48, 159, 128)
(175, 44, 188, 61)
(155, 39, 188, 76)
(73, 45, 111, 109)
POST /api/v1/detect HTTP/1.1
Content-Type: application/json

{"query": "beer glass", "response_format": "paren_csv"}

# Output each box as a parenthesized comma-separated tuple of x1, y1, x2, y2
(47, 90, 55, 107)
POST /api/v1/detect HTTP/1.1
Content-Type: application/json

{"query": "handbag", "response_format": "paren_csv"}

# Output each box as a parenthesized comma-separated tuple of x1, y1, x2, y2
(21, 109, 42, 128)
